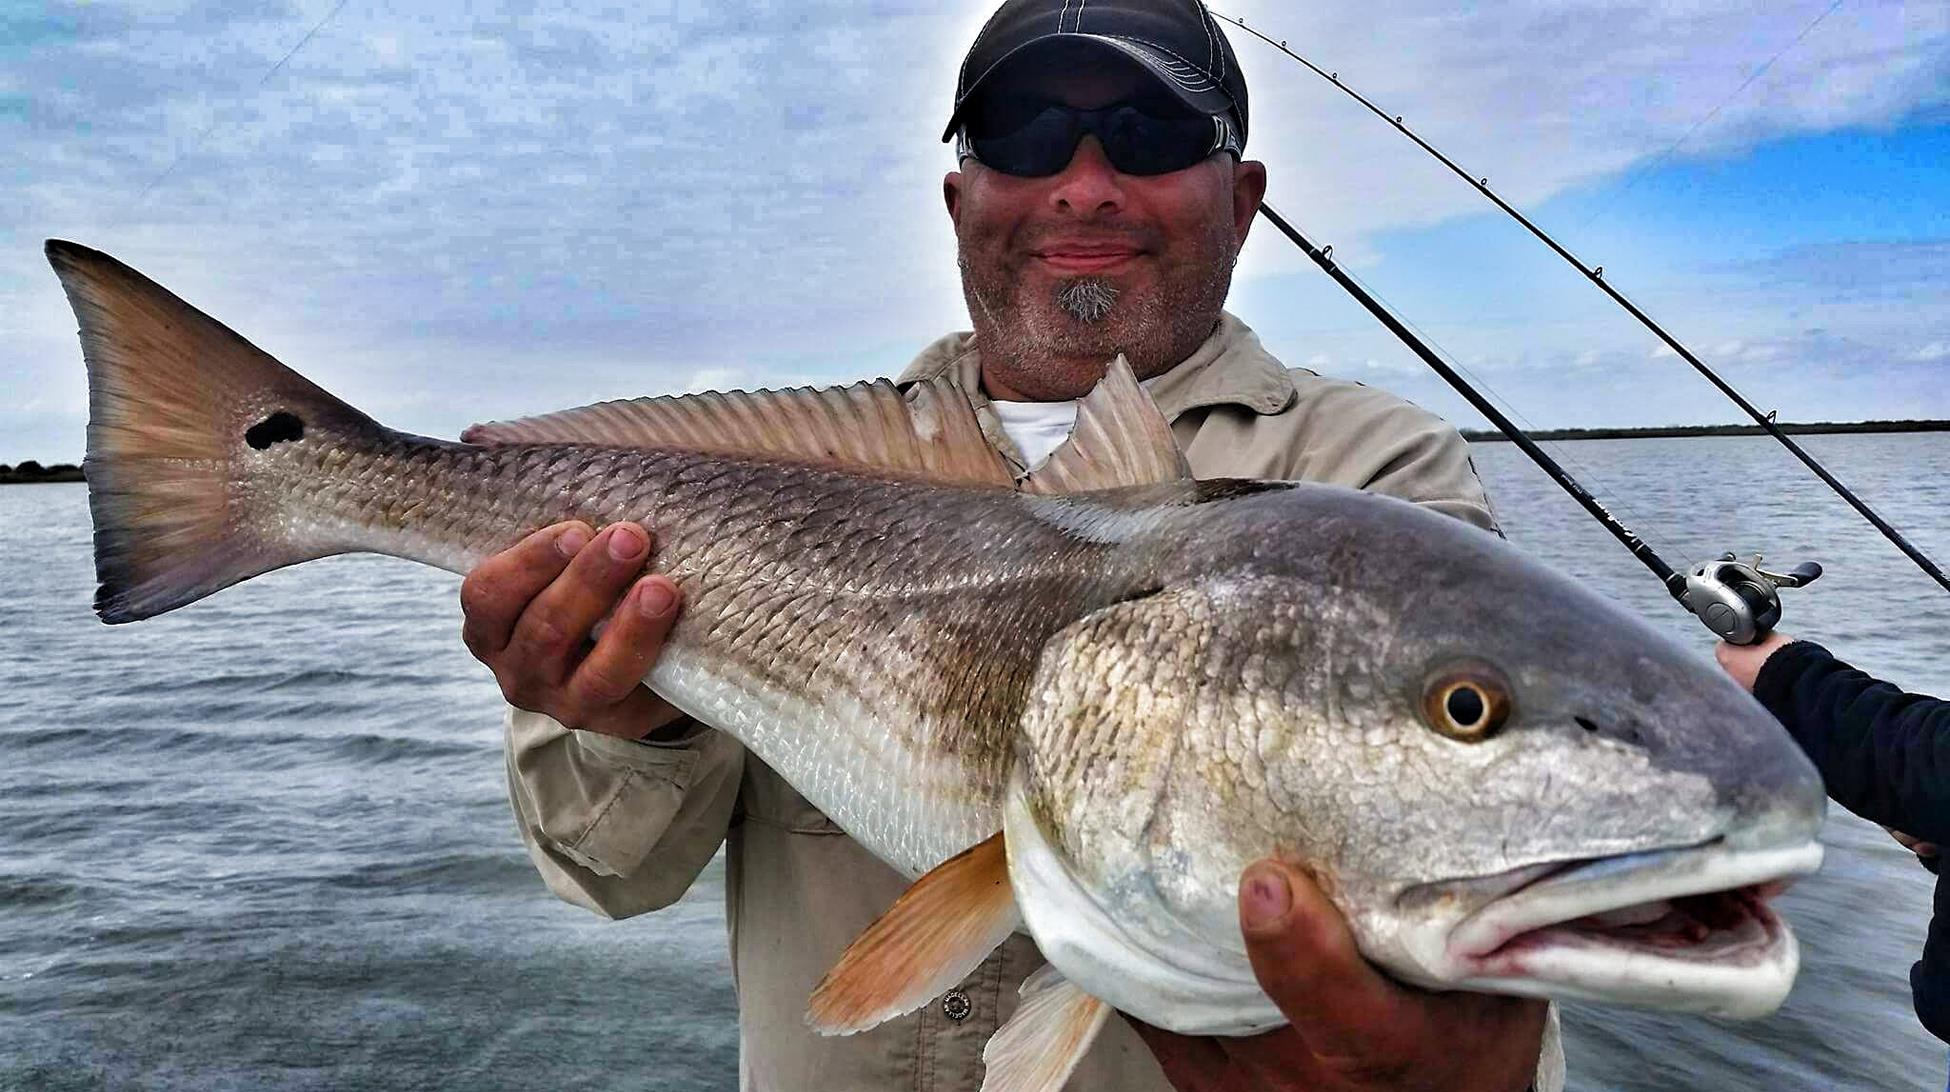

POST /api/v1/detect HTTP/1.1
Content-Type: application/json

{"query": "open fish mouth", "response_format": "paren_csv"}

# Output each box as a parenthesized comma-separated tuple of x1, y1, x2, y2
(1433, 839, 1823, 1018)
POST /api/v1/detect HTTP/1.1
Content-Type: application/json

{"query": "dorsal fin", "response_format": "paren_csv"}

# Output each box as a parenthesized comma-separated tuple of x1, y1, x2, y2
(1019, 355, 1192, 496)
(461, 375, 1014, 488)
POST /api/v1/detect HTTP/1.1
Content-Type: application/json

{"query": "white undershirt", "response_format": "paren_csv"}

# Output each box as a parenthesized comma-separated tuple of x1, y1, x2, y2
(989, 398, 1082, 470)
(989, 376, 1166, 471)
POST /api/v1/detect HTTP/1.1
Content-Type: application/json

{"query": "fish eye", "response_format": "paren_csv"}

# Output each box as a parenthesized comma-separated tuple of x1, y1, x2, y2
(1421, 664, 1512, 742)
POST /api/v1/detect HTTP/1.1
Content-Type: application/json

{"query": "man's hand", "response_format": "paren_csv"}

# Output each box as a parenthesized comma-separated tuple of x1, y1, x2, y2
(460, 520, 686, 739)
(1714, 631, 1794, 692)
(1134, 860, 1546, 1092)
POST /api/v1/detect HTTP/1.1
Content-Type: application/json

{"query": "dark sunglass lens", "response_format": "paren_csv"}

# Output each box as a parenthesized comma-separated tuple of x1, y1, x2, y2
(1101, 107, 1212, 176)
(966, 95, 1052, 139)
(970, 106, 1078, 177)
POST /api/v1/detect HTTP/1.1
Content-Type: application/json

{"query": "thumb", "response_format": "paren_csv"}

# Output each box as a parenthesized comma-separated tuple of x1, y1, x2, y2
(1238, 859, 1409, 1061)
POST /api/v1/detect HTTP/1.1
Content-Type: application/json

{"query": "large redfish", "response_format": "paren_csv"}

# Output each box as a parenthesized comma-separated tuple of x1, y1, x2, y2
(48, 241, 1825, 1092)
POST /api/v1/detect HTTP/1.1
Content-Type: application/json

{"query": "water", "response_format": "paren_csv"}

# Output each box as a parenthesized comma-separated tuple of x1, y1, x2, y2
(3, 433, 1946, 1091)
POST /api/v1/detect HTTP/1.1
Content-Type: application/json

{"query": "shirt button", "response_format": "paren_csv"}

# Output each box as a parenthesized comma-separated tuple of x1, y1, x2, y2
(941, 990, 972, 1022)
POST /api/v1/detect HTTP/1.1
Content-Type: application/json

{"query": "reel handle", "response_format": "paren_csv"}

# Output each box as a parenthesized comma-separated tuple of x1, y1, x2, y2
(1759, 560, 1823, 589)
(1680, 553, 1822, 645)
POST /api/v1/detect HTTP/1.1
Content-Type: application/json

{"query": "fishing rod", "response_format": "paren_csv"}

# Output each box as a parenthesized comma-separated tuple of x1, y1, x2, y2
(1255, 203, 1817, 644)
(1213, 10, 1950, 599)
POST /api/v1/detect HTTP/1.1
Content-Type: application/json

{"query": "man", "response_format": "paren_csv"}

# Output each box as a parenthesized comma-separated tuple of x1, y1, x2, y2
(464, 2, 1551, 1088)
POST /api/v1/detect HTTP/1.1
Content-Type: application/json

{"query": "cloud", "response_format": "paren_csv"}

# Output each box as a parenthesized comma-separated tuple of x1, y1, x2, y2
(679, 366, 751, 394)
(1716, 239, 1950, 299)
(1228, 0, 1949, 270)
(2, 0, 1946, 460)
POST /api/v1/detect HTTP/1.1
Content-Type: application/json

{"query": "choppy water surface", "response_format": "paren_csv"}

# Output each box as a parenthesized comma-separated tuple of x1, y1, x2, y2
(3, 433, 1947, 1090)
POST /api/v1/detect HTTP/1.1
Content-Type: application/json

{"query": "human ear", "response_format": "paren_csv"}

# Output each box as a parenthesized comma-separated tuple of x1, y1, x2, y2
(1231, 159, 1268, 244)
(944, 170, 964, 226)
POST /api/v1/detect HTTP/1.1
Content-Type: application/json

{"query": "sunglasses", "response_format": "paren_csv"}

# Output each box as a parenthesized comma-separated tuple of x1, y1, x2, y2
(956, 95, 1241, 178)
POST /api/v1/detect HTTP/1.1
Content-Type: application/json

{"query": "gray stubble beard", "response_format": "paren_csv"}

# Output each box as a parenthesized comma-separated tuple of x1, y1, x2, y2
(956, 214, 1237, 394)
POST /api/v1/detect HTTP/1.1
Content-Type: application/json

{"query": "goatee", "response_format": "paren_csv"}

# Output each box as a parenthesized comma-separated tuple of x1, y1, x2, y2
(1055, 279, 1119, 324)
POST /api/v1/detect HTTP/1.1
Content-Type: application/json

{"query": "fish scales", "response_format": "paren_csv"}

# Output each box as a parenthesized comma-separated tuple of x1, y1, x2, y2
(250, 419, 1154, 875)
(51, 241, 1838, 1079)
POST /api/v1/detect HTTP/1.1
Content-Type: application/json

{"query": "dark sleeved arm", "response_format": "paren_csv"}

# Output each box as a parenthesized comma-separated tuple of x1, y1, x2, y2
(1753, 642, 1950, 1044)
(1750, 640, 1950, 845)
(1916, 874, 1950, 1044)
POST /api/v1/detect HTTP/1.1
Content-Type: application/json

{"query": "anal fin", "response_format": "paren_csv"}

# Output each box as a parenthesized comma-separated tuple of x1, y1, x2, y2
(980, 965, 1111, 1092)
(806, 832, 1020, 1036)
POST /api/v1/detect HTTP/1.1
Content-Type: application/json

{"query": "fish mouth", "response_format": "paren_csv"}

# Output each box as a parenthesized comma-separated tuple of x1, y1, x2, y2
(1431, 838, 1823, 1018)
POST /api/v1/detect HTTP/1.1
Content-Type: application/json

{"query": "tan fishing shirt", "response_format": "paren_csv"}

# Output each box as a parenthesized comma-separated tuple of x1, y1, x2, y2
(504, 314, 1564, 1091)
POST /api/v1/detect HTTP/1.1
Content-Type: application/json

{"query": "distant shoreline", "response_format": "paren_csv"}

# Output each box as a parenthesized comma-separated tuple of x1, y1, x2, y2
(1462, 420, 1950, 442)
(0, 463, 84, 485)
(4, 420, 1944, 479)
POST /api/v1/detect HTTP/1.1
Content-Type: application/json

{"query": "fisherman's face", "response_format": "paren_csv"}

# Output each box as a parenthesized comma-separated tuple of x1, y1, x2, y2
(945, 61, 1266, 401)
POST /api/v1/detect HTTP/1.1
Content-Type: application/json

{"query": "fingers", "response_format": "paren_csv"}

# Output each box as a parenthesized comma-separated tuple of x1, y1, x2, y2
(1712, 640, 1760, 690)
(1888, 828, 1941, 858)
(1713, 632, 1793, 692)
(458, 520, 685, 735)
(460, 522, 592, 660)
(502, 523, 652, 678)
(563, 576, 682, 735)
(1232, 859, 1551, 1092)
(1236, 860, 1411, 1064)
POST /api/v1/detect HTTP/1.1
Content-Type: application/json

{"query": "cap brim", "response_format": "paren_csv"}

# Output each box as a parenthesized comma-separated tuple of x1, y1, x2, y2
(941, 34, 1236, 142)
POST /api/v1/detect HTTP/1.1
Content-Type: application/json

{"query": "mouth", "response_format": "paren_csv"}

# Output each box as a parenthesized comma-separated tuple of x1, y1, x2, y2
(1030, 244, 1145, 276)
(1434, 839, 1822, 1018)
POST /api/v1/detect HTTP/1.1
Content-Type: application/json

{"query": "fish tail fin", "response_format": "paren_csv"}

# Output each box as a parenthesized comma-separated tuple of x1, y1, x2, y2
(45, 240, 376, 624)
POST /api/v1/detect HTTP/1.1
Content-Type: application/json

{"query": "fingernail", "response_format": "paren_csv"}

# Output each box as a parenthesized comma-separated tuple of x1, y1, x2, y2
(1240, 863, 1292, 929)
(607, 524, 647, 562)
(636, 580, 675, 618)
(556, 526, 591, 558)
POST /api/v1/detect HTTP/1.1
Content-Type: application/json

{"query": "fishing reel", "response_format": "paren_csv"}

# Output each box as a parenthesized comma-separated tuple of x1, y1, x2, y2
(1680, 553, 1823, 645)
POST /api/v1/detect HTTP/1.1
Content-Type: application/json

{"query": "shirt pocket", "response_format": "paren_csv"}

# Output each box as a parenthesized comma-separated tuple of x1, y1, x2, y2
(740, 755, 846, 835)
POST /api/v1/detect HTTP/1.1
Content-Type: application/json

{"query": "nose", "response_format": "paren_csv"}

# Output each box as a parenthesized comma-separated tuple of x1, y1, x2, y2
(1046, 136, 1126, 218)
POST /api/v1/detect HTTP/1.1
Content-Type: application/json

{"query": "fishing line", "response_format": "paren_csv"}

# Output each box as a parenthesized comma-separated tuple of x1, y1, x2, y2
(1320, 247, 1693, 570)
(1215, 8, 1950, 597)
(121, 0, 354, 215)
(1256, 203, 1687, 599)
(1572, 0, 1847, 234)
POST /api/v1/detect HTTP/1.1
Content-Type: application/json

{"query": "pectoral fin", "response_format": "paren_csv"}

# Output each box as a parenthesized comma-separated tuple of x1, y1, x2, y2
(806, 831, 1020, 1036)
(979, 965, 1111, 1092)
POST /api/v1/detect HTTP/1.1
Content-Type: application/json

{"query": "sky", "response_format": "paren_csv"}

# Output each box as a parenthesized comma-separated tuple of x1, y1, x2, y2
(1, 0, 1946, 464)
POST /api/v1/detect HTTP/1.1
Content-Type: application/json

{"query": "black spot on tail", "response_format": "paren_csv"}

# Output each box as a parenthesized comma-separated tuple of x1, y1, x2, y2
(246, 411, 305, 450)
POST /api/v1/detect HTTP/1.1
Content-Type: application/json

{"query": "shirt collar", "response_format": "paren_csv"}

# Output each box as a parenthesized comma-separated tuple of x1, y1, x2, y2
(893, 311, 1297, 423)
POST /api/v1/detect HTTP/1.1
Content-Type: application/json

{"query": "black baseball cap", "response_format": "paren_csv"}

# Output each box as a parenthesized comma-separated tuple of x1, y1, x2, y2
(943, 0, 1249, 148)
